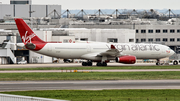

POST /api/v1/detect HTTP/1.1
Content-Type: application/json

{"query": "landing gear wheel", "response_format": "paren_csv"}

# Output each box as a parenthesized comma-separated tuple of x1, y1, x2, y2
(82, 62, 87, 66)
(96, 62, 102, 66)
(96, 62, 107, 66)
(173, 61, 178, 65)
(82, 62, 93, 66)
(102, 62, 107, 66)
(156, 62, 160, 65)
(156, 59, 160, 66)
(87, 62, 92, 66)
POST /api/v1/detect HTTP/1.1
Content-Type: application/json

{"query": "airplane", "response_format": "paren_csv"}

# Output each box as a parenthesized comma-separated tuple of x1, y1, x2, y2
(14, 18, 175, 66)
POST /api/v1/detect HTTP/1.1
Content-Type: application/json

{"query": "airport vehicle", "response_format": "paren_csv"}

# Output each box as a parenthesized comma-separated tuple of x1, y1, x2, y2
(18, 60, 27, 64)
(14, 18, 175, 66)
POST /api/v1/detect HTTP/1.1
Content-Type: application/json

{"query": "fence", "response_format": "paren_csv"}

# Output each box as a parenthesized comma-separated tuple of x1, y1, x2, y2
(0, 93, 68, 101)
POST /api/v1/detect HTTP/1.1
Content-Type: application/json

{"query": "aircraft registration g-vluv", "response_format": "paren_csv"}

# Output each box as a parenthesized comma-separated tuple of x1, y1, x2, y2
(14, 18, 175, 66)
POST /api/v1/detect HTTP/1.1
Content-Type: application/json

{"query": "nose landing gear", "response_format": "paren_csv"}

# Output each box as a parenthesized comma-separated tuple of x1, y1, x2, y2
(156, 59, 160, 65)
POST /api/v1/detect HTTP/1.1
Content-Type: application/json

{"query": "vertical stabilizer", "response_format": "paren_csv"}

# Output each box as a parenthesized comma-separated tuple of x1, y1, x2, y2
(14, 18, 45, 44)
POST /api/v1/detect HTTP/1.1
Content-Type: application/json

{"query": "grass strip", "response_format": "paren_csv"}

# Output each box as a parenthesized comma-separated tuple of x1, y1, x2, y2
(0, 65, 180, 71)
(1, 71, 180, 81)
(2, 89, 180, 101)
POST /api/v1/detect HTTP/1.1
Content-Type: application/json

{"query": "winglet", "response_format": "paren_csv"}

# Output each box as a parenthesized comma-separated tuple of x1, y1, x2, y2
(111, 45, 116, 49)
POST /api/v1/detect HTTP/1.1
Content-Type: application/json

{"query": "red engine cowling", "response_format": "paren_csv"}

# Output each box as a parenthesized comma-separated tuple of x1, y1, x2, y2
(116, 56, 136, 64)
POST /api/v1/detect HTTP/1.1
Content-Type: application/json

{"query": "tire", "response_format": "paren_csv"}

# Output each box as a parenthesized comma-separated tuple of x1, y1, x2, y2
(96, 62, 102, 66)
(156, 62, 160, 65)
(173, 61, 178, 65)
(102, 62, 107, 66)
(82, 62, 87, 66)
(87, 62, 92, 66)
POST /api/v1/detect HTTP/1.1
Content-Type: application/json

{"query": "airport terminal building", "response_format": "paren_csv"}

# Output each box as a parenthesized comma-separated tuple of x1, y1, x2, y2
(0, 0, 61, 19)
(69, 18, 180, 54)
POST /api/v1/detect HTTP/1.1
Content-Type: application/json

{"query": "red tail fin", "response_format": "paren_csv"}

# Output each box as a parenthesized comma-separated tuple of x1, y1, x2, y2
(14, 18, 45, 44)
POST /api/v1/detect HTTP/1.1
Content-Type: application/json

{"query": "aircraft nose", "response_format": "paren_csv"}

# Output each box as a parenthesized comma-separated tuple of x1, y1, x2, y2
(170, 50, 175, 56)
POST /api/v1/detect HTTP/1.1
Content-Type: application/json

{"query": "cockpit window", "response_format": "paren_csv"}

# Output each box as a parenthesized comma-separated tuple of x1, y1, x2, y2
(168, 48, 171, 50)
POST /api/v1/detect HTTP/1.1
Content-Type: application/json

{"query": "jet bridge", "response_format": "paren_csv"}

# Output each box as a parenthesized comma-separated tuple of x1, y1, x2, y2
(0, 40, 16, 64)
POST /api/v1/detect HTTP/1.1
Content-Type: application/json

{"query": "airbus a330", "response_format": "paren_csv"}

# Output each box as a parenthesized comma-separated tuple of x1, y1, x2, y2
(14, 18, 175, 66)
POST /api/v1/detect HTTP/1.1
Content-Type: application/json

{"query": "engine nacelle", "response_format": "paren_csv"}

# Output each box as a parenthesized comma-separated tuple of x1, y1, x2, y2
(116, 56, 136, 64)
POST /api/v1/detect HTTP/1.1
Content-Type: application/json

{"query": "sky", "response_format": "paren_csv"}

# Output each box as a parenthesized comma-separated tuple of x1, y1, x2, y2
(0, 0, 180, 10)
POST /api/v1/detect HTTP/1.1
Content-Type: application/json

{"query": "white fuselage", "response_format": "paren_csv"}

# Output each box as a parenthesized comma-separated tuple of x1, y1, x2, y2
(34, 42, 174, 61)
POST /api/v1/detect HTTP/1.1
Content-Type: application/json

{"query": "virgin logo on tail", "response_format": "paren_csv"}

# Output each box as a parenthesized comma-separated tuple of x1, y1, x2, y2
(22, 31, 36, 44)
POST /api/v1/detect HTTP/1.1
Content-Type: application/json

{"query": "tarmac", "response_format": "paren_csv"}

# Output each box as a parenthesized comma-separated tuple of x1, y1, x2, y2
(0, 69, 180, 73)
(0, 63, 178, 92)
(0, 62, 157, 68)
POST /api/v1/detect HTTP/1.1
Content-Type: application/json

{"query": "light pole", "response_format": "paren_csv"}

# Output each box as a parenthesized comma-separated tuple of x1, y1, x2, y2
(29, 11, 35, 29)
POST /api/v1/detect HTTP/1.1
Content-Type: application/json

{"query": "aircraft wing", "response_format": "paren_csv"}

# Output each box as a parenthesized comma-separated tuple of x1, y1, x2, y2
(98, 45, 120, 57)
(81, 45, 121, 60)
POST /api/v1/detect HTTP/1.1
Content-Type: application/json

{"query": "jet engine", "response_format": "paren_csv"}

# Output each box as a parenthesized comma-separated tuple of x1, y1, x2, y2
(115, 56, 136, 64)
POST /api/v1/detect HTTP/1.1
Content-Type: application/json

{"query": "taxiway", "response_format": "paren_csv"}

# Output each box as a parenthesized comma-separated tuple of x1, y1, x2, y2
(0, 63, 156, 68)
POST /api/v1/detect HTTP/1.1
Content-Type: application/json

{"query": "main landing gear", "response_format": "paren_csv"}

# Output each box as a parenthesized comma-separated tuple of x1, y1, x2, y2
(96, 56, 108, 66)
(81, 61, 108, 66)
(96, 62, 107, 66)
(82, 56, 108, 66)
(82, 61, 92, 66)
